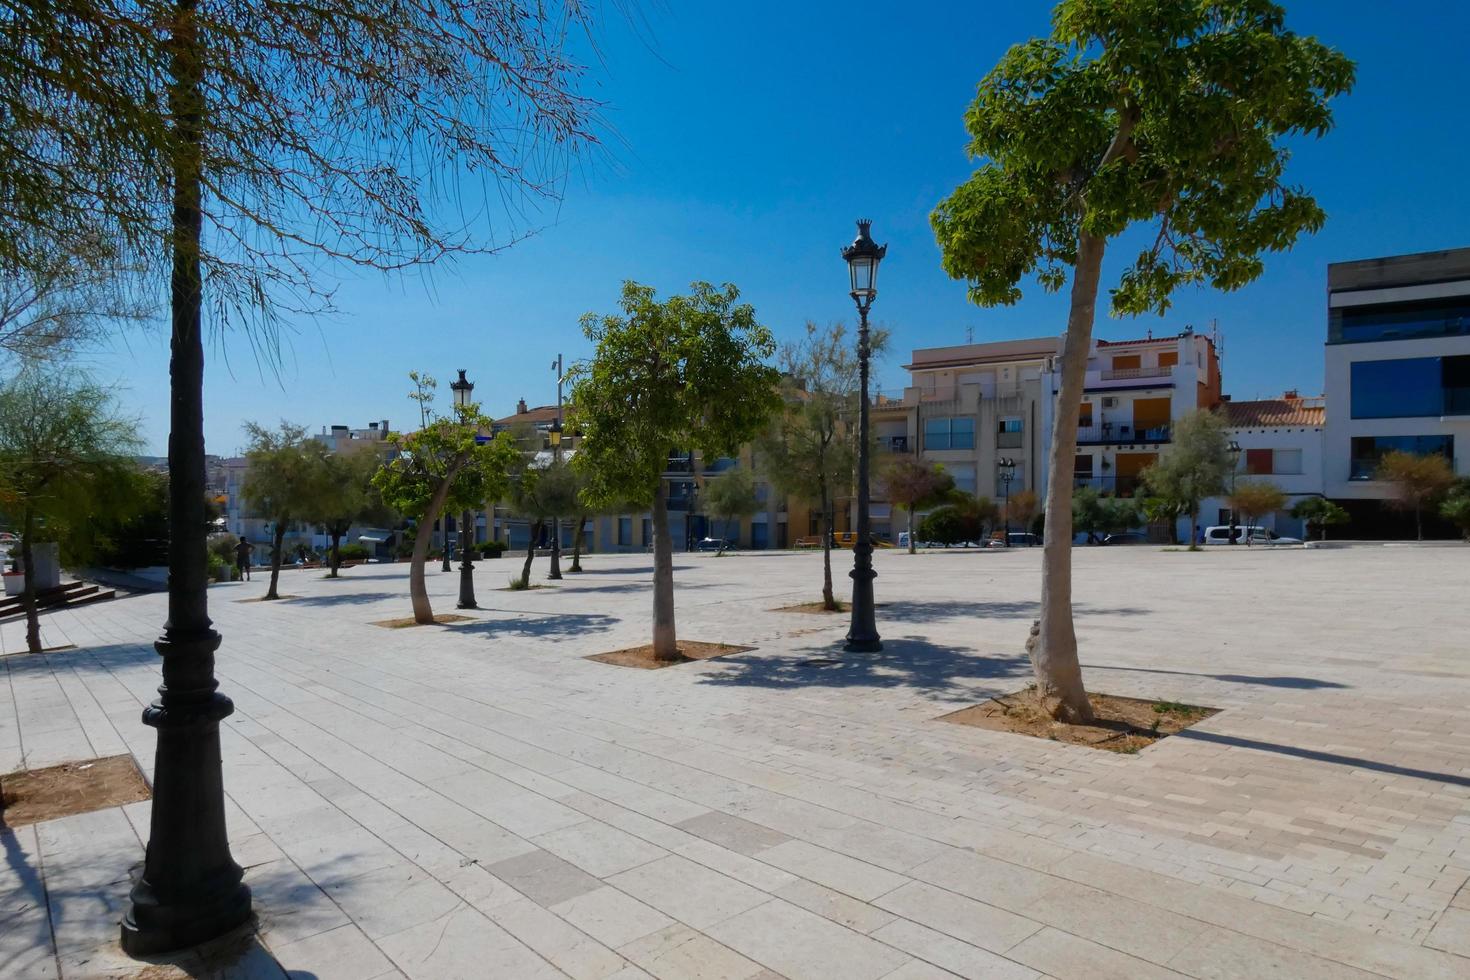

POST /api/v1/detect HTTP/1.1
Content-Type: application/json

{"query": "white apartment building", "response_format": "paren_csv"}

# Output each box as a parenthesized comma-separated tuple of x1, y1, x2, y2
(1200, 393, 1326, 538)
(1322, 248, 1470, 534)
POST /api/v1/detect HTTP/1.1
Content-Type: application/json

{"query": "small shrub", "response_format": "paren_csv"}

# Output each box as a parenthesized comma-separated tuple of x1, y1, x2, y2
(336, 543, 370, 561)
(481, 540, 508, 557)
(207, 533, 238, 563)
(506, 575, 529, 590)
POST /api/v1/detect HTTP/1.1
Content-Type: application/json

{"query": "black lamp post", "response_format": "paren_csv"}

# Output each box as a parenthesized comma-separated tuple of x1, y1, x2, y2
(547, 417, 563, 579)
(450, 369, 478, 607)
(999, 457, 1016, 546)
(1227, 439, 1242, 545)
(842, 219, 885, 653)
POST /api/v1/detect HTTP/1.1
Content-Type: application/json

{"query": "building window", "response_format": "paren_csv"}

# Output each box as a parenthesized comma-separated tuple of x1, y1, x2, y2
(617, 517, 631, 546)
(1351, 357, 1447, 419)
(1074, 454, 1093, 477)
(1330, 297, 1470, 345)
(949, 464, 976, 495)
(997, 463, 1025, 492)
(1273, 449, 1303, 475)
(1079, 402, 1093, 428)
(997, 417, 1023, 449)
(1245, 448, 1273, 475)
(923, 416, 975, 450)
(1111, 354, 1140, 370)
(1159, 350, 1179, 368)
(1349, 435, 1454, 481)
(641, 518, 651, 546)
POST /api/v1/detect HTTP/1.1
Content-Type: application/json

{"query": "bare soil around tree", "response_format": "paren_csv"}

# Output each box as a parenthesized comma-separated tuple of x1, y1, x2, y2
(0, 755, 151, 827)
(940, 688, 1218, 754)
(587, 641, 754, 669)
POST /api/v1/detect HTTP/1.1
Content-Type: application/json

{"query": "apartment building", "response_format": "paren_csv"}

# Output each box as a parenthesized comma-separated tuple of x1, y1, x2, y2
(1200, 392, 1326, 538)
(1322, 247, 1470, 534)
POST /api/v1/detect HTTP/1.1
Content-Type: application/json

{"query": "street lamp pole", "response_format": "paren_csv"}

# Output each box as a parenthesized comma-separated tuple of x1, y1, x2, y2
(842, 219, 886, 653)
(451, 370, 478, 608)
(548, 354, 564, 580)
(1227, 439, 1241, 545)
(999, 457, 1015, 547)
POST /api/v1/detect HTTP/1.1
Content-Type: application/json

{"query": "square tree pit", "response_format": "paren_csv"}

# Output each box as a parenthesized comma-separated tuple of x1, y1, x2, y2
(939, 689, 1218, 754)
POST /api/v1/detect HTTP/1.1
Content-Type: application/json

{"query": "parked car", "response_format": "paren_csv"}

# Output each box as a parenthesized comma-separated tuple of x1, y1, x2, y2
(1202, 525, 1302, 546)
(990, 532, 1041, 548)
(1101, 531, 1150, 546)
(695, 537, 733, 552)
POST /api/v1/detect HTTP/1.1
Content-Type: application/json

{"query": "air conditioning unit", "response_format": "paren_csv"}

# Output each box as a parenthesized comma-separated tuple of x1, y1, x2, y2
(1102, 397, 1118, 408)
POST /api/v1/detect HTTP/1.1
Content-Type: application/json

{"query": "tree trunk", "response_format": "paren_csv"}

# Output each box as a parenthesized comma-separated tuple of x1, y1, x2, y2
(651, 481, 678, 660)
(548, 516, 562, 579)
(441, 518, 451, 572)
(1035, 230, 1104, 724)
(20, 505, 40, 653)
(1189, 509, 1200, 551)
(410, 463, 462, 623)
(820, 489, 836, 611)
(264, 523, 286, 599)
(570, 514, 586, 572)
(907, 502, 916, 554)
(520, 519, 541, 588)
(1415, 503, 1423, 541)
(329, 529, 342, 577)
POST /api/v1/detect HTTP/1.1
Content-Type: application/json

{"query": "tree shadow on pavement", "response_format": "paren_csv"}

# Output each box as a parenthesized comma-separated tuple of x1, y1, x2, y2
(447, 612, 619, 639)
(286, 591, 402, 608)
(1175, 729, 1470, 788)
(1091, 664, 1350, 690)
(697, 635, 1031, 702)
(879, 600, 1150, 624)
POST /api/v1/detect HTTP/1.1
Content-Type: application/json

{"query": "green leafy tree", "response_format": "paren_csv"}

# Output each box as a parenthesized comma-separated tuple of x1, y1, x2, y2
(1142, 495, 1187, 545)
(1226, 480, 1288, 545)
(1004, 489, 1040, 543)
(1141, 410, 1233, 550)
(878, 458, 955, 555)
(930, 0, 1353, 721)
(1376, 451, 1456, 541)
(702, 468, 761, 557)
(758, 323, 877, 607)
(508, 457, 580, 588)
(374, 403, 519, 623)
(570, 281, 780, 661)
(304, 446, 394, 577)
(1290, 497, 1349, 542)
(1441, 483, 1470, 542)
(241, 421, 316, 599)
(918, 506, 971, 548)
(0, 368, 142, 652)
(1072, 486, 1107, 544)
(1100, 496, 1142, 537)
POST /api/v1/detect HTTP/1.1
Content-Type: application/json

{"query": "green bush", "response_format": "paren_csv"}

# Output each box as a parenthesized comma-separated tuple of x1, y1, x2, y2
(208, 533, 238, 563)
(481, 540, 508, 557)
(336, 543, 370, 561)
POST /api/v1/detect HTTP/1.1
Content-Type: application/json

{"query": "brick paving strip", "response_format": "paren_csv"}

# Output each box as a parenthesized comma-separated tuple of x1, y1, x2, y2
(1, 546, 1468, 978)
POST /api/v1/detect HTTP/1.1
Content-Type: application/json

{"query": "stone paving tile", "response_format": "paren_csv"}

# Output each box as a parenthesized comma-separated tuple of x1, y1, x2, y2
(4, 550, 1470, 978)
(705, 898, 911, 980)
(617, 923, 770, 980)
(271, 923, 397, 980)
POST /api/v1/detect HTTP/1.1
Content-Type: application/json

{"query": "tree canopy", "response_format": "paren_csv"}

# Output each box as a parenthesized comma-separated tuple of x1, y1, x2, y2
(1141, 409, 1233, 547)
(878, 458, 955, 554)
(1291, 496, 1349, 541)
(1376, 451, 1455, 541)
(702, 468, 761, 556)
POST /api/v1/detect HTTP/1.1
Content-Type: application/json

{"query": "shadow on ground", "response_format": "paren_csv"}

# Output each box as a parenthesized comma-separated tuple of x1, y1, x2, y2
(697, 635, 1030, 702)
(448, 612, 619, 639)
(878, 599, 1150, 624)
(1176, 729, 1470, 788)
(1092, 664, 1350, 690)
(285, 591, 402, 608)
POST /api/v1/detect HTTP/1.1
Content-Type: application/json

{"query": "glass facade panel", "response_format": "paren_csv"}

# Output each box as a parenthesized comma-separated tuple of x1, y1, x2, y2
(1348, 435, 1454, 480)
(1330, 297, 1470, 345)
(1445, 355, 1470, 416)
(951, 417, 975, 449)
(923, 417, 975, 450)
(617, 517, 631, 546)
(1351, 358, 1444, 418)
(997, 417, 1023, 449)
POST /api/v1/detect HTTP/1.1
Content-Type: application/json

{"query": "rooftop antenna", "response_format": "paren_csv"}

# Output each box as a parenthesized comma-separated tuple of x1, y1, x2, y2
(966, 325, 974, 344)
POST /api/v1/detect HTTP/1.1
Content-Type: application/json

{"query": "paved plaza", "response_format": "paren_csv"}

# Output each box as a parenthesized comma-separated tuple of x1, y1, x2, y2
(3, 544, 1469, 979)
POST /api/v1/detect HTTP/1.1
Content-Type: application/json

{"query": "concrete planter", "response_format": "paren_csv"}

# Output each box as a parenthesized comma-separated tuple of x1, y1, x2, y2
(2, 572, 23, 596)
(9, 542, 62, 591)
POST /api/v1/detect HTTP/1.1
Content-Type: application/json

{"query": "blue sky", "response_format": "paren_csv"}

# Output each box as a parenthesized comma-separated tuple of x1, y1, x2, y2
(91, 1, 1470, 455)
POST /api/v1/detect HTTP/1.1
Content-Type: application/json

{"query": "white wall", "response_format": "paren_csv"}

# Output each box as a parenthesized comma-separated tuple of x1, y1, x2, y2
(1200, 424, 1325, 538)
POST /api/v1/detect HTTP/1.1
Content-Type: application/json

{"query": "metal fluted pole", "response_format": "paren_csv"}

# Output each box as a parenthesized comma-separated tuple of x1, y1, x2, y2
(845, 305, 881, 652)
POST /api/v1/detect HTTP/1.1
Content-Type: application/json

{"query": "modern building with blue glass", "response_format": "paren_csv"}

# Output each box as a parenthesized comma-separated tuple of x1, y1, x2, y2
(1323, 247, 1470, 530)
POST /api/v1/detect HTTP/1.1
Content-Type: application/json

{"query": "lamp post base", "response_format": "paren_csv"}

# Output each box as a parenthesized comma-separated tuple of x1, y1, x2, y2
(457, 563, 477, 609)
(844, 548, 882, 653)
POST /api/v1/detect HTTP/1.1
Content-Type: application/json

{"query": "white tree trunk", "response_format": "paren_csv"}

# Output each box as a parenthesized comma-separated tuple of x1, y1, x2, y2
(410, 460, 463, 624)
(1035, 231, 1105, 724)
(651, 481, 678, 660)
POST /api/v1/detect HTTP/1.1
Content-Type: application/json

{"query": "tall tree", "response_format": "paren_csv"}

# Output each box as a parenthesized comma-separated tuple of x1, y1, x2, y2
(571, 281, 780, 660)
(0, 368, 142, 652)
(240, 421, 315, 600)
(508, 457, 580, 588)
(1072, 486, 1108, 544)
(1291, 497, 1349, 542)
(878, 458, 955, 555)
(1226, 480, 1288, 545)
(702, 468, 761, 557)
(1141, 410, 1233, 549)
(759, 321, 885, 607)
(1376, 451, 1455, 541)
(304, 446, 393, 577)
(931, 0, 1353, 721)
(374, 406, 519, 623)
(1005, 489, 1040, 542)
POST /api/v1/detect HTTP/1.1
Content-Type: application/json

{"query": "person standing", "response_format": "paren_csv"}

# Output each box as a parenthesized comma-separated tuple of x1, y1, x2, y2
(234, 536, 254, 581)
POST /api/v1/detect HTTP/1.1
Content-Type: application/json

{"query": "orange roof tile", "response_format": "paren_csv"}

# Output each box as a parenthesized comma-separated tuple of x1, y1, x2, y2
(1223, 398, 1325, 428)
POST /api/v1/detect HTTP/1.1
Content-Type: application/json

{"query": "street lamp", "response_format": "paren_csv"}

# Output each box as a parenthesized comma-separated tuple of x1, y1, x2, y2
(547, 415, 563, 579)
(842, 219, 885, 653)
(998, 457, 1016, 547)
(450, 369, 478, 606)
(1227, 439, 1242, 545)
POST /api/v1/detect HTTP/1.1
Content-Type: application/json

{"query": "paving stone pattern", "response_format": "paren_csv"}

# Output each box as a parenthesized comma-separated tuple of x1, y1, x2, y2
(2, 545, 1468, 978)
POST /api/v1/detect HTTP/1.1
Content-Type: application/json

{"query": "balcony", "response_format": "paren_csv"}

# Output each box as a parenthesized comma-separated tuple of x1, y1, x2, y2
(664, 453, 694, 474)
(1076, 423, 1171, 446)
(879, 436, 910, 453)
(1100, 365, 1174, 382)
(1074, 475, 1144, 498)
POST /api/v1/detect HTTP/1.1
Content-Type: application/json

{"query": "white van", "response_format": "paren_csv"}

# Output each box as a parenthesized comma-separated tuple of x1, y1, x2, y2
(1202, 525, 1301, 546)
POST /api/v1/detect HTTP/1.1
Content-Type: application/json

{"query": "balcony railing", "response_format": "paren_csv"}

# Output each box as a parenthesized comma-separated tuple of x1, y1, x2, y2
(879, 436, 910, 453)
(997, 432, 1023, 449)
(1077, 423, 1171, 445)
(1100, 365, 1174, 381)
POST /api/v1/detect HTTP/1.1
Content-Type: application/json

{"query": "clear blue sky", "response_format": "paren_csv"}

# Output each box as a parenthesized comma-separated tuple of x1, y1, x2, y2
(90, 1, 1470, 456)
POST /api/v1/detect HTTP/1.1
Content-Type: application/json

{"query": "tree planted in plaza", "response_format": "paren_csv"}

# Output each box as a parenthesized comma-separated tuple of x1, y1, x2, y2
(508, 457, 580, 588)
(1376, 451, 1455, 541)
(304, 446, 393, 577)
(1290, 496, 1349, 542)
(701, 468, 761, 556)
(375, 403, 518, 623)
(1005, 489, 1040, 541)
(760, 322, 885, 606)
(1141, 410, 1234, 549)
(241, 422, 316, 600)
(878, 458, 955, 555)
(931, 0, 1353, 721)
(0, 368, 142, 652)
(1441, 483, 1470, 542)
(570, 281, 780, 660)
(1073, 488, 1140, 544)
(1226, 480, 1288, 544)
